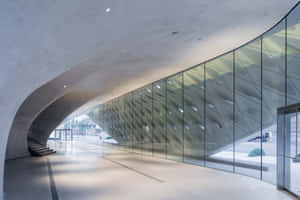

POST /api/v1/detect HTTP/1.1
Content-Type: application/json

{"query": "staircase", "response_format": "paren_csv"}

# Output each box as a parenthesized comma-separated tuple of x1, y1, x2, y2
(28, 139, 56, 157)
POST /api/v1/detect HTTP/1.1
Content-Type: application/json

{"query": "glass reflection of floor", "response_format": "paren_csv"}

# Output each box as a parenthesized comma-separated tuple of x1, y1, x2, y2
(290, 160, 300, 196)
(210, 137, 277, 184)
(48, 134, 299, 193)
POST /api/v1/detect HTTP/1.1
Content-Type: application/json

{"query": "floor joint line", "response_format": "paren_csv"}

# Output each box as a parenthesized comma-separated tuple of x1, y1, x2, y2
(46, 158, 59, 200)
(103, 156, 164, 183)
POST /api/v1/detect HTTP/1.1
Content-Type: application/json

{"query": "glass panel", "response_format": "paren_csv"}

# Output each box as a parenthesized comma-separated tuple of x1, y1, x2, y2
(292, 112, 300, 196)
(205, 53, 234, 172)
(142, 85, 153, 155)
(109, 102, 114, 142)
(126, 93, 134, 151)
(298, 113, 300, 165)
(262, 20, 286, 184)
(104, 102, 112, 142)
(290, 113, 297, 159)
(132, 90, 143, 153)
(289, 158, 300, 196)
(111, 100, 118, 143)
(183, 65, 205, 165)
(115, 97, 126, 147)
(287, 4, 300, 105)
(138, 89, 145, 153)
(235, 38, 261, 179)
(166, 73, 183, 161)
(120, 96, 129, 147)
(153, 79, 167, 158)
(99, 105, 104, 131)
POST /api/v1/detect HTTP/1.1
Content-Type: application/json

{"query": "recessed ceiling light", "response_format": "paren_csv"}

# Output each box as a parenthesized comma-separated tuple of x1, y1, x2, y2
(224, 99, 234, 105)
(199, 124, 205, 130)
(215, 123, 222, 129)
(192, 106, 198, 112)
(172, 31, 179, 35)
(63, 85, 67, 88)
(178, 108, 184, 113)
(184, 124, 190, 130)
(216, 80, 223, 85)
(208, 103, 215, 109)
(105, 8, 111, 13)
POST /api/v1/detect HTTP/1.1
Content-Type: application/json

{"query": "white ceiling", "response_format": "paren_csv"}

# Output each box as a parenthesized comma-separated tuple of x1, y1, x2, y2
(1, 0, 297, 106)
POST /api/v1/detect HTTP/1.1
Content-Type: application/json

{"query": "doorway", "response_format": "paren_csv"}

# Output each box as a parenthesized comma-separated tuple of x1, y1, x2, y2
(277, 103, 300, 197)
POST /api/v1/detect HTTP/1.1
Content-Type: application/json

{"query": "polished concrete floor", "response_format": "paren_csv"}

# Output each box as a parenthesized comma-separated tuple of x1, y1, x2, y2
(4, 139, 298, 200)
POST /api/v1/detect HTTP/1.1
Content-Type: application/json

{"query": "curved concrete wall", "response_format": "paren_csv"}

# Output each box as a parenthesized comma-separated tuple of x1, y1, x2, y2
(29, 89, 99, 145)
(1, 0, 297, 198)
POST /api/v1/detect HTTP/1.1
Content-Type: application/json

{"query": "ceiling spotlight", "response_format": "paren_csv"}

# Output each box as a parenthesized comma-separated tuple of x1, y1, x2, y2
(105, 8, 111, 13)
(63, 85, 67, 88)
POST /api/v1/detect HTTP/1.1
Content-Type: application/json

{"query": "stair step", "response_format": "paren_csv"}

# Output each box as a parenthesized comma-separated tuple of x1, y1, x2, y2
(30, 146, 45, 149)
(38, 150, 56, 156)
(30, 147, 49, 151)
(34, 148, 51, 153)
(30, 144, 44, 148)
(28, 140, 56, 157)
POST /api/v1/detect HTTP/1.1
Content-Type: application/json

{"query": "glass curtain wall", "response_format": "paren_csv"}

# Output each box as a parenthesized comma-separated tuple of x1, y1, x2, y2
(88, 2, 300, 186)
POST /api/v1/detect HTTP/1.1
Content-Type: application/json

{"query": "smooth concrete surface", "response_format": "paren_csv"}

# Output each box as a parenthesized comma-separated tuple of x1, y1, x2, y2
(4, 158, 52, 200)
(4, 138, 297, 200)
